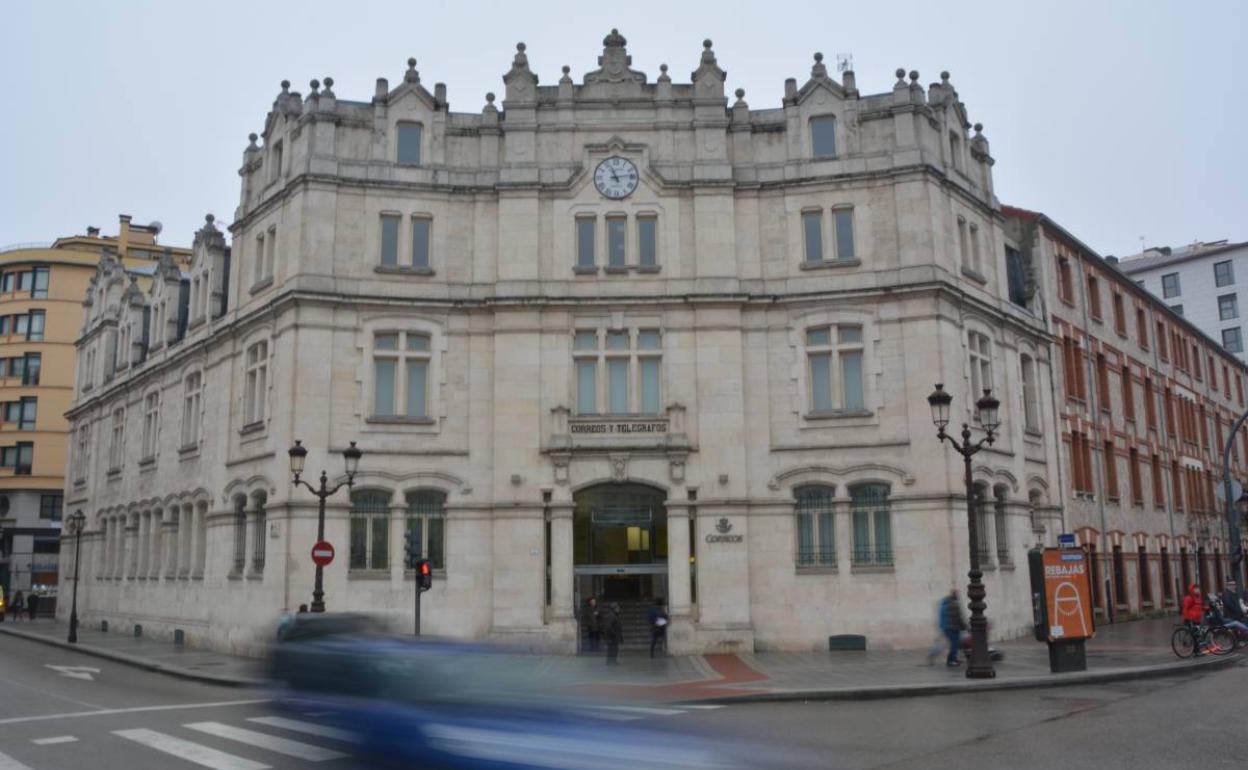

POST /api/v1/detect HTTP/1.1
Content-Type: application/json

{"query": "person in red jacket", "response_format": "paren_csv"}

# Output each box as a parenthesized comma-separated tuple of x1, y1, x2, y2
(1181, 583, 1207, 654)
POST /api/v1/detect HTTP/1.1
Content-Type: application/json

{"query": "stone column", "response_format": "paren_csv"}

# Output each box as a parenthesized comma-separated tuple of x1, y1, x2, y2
(136, 511, 149, 578)
(665, 502, 692, 617)
(163, 510, 179, 580)
(389, 504, 406, 581)
(244, 507, 258, 577)
(96, 518, 108, 578)
(189, 503, 204, 579)
(124, 514, 139, 579)
(149, 509, 163, 579)
(549, 501, 575, 622)
(178, 505, 192, 578)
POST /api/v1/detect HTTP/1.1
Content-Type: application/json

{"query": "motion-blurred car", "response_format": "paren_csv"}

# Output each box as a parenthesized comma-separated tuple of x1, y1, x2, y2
(268, 613, 768, 770)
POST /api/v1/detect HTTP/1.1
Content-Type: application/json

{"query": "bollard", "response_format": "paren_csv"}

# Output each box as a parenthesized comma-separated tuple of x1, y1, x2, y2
(100, 620, 108, 633)
(133, 624, 142, 638)
(173, 629, 185, 646)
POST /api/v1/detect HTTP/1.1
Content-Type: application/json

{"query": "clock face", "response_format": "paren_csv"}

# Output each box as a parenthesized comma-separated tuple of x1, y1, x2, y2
(593, 156, 639, 200)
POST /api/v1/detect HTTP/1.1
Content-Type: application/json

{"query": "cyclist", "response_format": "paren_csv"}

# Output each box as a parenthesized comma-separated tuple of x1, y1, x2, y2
(1219, 580, 1248, 637)
(1181, 583, 1206, 653)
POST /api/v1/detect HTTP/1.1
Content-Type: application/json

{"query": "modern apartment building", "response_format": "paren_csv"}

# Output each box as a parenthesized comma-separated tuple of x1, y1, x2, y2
(0, 218, 189, 601)
(1119, 239, 1248, 363)
(1005, 208, 1247, 619)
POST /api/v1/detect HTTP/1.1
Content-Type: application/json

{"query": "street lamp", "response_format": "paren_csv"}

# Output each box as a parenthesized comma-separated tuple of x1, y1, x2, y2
(67, 509, 86, 644)
(927, 383, 1000, 679)
(288, 440, 362, 613)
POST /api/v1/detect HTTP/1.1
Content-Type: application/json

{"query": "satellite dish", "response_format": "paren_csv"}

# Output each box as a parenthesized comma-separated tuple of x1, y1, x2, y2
(149, 221, 163, 234)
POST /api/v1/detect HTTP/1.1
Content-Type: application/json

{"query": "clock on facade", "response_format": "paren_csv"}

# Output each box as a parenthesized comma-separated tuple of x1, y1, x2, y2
(593, 156, 639, 199)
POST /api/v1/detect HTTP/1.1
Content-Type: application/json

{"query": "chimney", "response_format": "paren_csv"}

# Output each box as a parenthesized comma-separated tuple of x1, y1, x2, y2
(86, 226, 100, 237)
(117, 214, 133, 258)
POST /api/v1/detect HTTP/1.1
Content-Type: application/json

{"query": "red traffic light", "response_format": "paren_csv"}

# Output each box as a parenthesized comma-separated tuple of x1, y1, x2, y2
(419, 561, 431, 576)
(416, 559, 433, 591)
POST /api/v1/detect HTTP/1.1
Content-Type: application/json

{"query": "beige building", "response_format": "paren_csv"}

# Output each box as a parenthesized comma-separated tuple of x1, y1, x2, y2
(0, 218, 188, 600)
(1005, 207, 1248, 616)
(62, 32, 1063, 655)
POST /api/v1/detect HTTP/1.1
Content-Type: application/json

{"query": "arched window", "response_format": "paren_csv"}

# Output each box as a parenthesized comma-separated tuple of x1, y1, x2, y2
(405, 490, 447, 569)
(251, 491, 267, 574)
(794, 485, 835, 567)
(993, 486, 1010, 565)
(231, 495, 247, 575)
(350, 490, 391, 570)
(849, 483, 892, 566)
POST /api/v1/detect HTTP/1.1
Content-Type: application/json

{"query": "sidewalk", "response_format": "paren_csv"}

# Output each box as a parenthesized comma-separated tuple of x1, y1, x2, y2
(1, 616, 1238, 701)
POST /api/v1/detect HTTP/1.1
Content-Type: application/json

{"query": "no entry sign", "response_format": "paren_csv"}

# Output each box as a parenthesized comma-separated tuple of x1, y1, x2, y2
(311, 541, 335, 567)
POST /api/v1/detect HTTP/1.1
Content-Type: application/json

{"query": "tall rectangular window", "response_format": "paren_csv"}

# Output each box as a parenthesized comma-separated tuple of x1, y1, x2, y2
(1152, 453, 1165, 506)
(411, 217, 431, 269)
(1129, 448, 1142, 504)
(268, 141, 282, 185)
(26, 311, 44, 341)
(1104, 441, 1118, 499)
(810, 115, 836, 157)
(265, 226, 277, 279)
(349, 491, 390, 570)
(406, 491, 447, 570)
(606, 330, 629, 413)
(1219, 293, 1238, 320)
(21, 353, 39, 386)
(1058, 258, 1074, 302)
(109, 408, 125, 470)
(969, 224, 981, 272)
(1214, 260, 1234, 287)
(1121, 366, 1135, 421)
(806, 325, 865, 413)
(380, 214, 400, 267)
(1161, 272, 1181, 298)
(181, 372, 201, 448)
(244, 341, 268, 426)
(573, 328, 661, 415)
(1112, 293, 1126, 334)
(1156, 321, 1168, 359)
(834, 209, 855, 261)
(1096, 354, 1111, 413)
(141, 392, 159, 459)
(957, 217, 969, 268)
(968, 331, 993, 400)
(794, 486, 835, 567)
(31, 267, 49, 298)
(850, 484, 892, 566)
(637, 216, 657, 266)
(372, 332, 431, 419)
(606, 216, 627, 267)
(397, 123, 422, 165)
(802, 211, 823, 263)
(39, 493, 62, 521)
(576, 217, 596, 268)
(1223, 327, 1243, 354)
(253, 233, 265, 284)
(1006, 246, 1028, 306)
(638, 330, 661, 414)
(573, 331, 597, 415)
(1087, 275, 1101, 318)
(1136, 308, 1148, 349)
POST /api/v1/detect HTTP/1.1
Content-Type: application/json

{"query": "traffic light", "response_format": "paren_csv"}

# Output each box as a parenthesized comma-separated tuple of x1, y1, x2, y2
(404, 530, 420, 569)
(416, 559, 433, 592)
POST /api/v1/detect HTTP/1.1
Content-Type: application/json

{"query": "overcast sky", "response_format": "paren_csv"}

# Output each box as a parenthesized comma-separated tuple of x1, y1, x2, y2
(2, 0, 1243, 257)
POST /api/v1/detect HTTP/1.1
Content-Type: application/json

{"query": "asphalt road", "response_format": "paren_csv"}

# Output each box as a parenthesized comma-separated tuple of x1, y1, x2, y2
(0, 633, 1244, 769)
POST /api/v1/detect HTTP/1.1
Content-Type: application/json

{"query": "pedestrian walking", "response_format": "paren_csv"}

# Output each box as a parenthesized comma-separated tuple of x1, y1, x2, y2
(648, 597, 669, 658)
(10, 591, 23, 623)
(1219, 580, 1248, 636)
(936, 588, 965, 668)
(25, 591, 38, 621)
(604, 602, 623, 665)
(583, 596, 601, 652)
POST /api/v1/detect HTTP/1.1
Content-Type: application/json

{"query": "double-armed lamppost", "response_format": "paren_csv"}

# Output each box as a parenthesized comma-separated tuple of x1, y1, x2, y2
(288, 440, 362, 613)
(927, 383, 1000, 679)
(67, 509, 86, 643)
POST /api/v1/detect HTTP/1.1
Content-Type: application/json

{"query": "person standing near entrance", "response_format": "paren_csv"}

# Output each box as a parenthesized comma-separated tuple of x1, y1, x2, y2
(648, 597, 669, 658)
(25, 591, 38, 621)
(583, 596, 602, 652)
(9, 591, 23, 623)
(604, 602, 622, 665)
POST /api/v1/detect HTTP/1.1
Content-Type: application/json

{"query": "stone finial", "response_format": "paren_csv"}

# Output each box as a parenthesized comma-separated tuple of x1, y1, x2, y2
(281, 79, 290, 94)
(909, 70, 920, 84)
(691, 38, 726, 92)
(811, 52, 828, 79)
(941, 70, 951, 84)
(205, 213, 215, 226)
(405, 57, 420, 84)
(701, 39, 716, 64)
(603, 28, 626, 48)
(895, 68, 907, 87)
(513, 42, 529, 69)
(560, 65, 572, 84)
(322, 76, 335, 98)
(504, 40, 538, 97)
(483, 92, 498, 113)
(309, 78, 321, 96)
(974, 122, 983, 135)
(733, 88, 747, 106)
(247, 133, 258, 149)
(658, 63, 670, 83)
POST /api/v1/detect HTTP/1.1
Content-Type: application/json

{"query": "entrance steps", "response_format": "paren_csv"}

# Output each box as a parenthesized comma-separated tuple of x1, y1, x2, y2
(580, 599, 660, 652)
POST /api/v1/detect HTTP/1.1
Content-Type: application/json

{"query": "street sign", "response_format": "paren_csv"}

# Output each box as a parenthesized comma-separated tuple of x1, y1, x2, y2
(1041, 548, 1095, 643)
(311, 541, 335, 567)
(1214, 479, 1244, 504)
(1058, 533, 1077, 549)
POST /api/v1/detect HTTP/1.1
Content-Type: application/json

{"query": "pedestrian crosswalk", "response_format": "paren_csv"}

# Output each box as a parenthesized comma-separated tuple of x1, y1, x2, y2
(2, 705, 726, 769)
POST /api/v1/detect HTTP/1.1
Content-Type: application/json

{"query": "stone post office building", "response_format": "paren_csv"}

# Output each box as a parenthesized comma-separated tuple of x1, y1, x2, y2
(61, 32, 1063, 655)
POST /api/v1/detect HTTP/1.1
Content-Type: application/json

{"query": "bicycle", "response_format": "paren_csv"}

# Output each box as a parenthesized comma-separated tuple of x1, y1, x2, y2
(1171, 622, 1236, 658)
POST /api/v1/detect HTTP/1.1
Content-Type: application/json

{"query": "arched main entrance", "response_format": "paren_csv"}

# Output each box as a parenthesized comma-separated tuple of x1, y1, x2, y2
(573, 483, 668, 606)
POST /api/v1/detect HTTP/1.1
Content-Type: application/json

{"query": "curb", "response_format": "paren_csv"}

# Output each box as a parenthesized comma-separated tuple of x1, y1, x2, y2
(0, 625, 264, 688)
(677, 653, 1243, 705)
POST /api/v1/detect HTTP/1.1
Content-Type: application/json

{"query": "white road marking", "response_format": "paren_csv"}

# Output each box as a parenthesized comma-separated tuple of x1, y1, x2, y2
(184, 722, 348, 762)
(245, 716, 362, 743)
(594, 704, 690, 716)
(44, 665, 100, 681)
(681, 705, 726, 710)
(31, 736, 77, 745)
(113, 729, 270, 770)
(0, 749, 37, 770)
(0, 699, 268, 726)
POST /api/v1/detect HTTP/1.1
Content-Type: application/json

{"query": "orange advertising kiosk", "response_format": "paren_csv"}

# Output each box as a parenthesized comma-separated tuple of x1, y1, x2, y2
(1028, 544, 1095, 672)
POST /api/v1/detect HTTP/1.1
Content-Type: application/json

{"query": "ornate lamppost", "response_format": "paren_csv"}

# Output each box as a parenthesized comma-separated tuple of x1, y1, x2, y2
(288, 440, 362, 613)
(67, 509, 86, 643)
(927, 383, 1000, 679)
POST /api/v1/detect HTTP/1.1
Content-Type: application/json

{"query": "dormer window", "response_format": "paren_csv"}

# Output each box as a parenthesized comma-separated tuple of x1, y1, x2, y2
(811, 115, 836, 158)
(268, 141, 283, 185)
(949, 131, 963, 172)
(397, 123, 422, 165)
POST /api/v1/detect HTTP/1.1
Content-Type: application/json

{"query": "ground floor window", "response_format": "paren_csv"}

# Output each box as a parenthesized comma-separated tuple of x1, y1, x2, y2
(350, 490, 390, 570)
(850, 483, 892, 566)
(794, 486, 835, 567)
(405, 490, 446, 569)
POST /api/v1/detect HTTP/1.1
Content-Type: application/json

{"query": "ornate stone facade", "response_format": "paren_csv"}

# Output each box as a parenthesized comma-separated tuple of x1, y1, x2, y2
(61, 32, 1061, 655)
